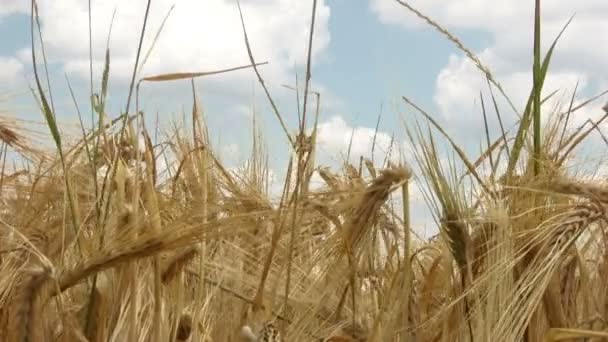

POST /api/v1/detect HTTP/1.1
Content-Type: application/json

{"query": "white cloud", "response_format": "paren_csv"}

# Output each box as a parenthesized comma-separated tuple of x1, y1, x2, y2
(316, 115, 404, 166)
(371, 0, 608, 35)
(29, 0, 330, 87)
(434, 50, 590, 123)
(0, 1, 28, 18)
(371, 0, 608, 123)
(221, 142, 241, 165)
(0, 57, 24, 84)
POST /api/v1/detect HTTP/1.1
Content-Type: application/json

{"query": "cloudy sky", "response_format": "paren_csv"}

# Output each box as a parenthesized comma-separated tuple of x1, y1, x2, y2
(1, 0, 607, 235)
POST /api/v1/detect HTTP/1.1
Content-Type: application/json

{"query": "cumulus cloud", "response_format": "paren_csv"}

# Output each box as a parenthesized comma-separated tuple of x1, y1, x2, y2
(370, 0, 608, 124)
(371, 0, 608, 38)
(220, 142, 242, 165)
(0, 1, 28, 18)
(0, 57, 24, 84)
(434, 50, 590, 123)
(28, 0, 330, 87)
(316, 115, 404, 166)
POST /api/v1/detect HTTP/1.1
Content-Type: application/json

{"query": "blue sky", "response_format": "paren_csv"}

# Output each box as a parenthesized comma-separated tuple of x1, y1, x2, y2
(1, 0, 608, 235)
(0, 1, 492, 147)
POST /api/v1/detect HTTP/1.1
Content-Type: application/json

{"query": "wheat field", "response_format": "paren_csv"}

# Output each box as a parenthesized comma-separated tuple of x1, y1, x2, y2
(1, 1, 608, 341)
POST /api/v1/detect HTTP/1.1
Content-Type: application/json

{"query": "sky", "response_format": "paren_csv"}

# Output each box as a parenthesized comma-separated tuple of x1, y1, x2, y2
(1, 0, 608, 236)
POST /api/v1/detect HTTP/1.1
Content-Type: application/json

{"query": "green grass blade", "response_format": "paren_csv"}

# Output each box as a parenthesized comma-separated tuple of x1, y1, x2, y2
(506, 14, 574, 179)
(533, 0, 542, 175)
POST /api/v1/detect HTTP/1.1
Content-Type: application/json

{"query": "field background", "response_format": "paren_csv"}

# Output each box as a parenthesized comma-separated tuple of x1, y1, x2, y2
(2, 1, 608, 341)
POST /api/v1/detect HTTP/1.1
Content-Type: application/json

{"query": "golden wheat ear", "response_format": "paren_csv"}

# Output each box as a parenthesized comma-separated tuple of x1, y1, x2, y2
(241, 325, 258, 341)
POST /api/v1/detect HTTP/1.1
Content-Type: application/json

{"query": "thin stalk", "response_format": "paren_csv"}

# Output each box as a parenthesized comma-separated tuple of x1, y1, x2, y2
(0, 143, 7, 193)
(300, 0, 318, 132)
(480, 92, 495, 178)
(401, 177, 411, 338)
(533, 0, 542, 175)
(557, 81, 579, 149)
(125, 0, 152, 116)
(371, 104, 382, 165)
(88, 0, 94, 132)
(33, 2, 56, 114)
(236, 0, 295, 148)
